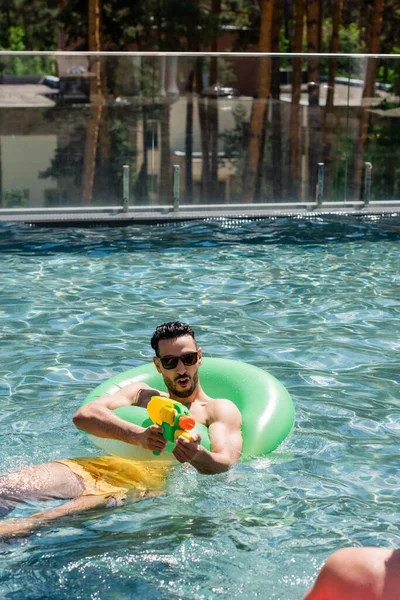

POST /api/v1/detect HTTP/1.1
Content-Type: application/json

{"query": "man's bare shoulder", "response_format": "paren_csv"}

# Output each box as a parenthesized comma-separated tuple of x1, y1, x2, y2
(208, 397, 242, 424)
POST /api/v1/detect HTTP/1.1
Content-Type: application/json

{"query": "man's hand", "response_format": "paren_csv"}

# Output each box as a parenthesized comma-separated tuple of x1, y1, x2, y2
(173, 433, 201, 463)
(137, 424, 167, 453)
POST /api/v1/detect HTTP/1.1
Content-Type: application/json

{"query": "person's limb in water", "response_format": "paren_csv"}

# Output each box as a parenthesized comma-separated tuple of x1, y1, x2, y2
(0, 494, 110, 540)
(0, 461, 86, 505)
(0, 458, 166, 539)
(173, 398, 242, 474)
(0, 461, 107, 538)
(302, 547, 400, 600)
(0, 487, 164, 540)
(73, 382, 167, 453)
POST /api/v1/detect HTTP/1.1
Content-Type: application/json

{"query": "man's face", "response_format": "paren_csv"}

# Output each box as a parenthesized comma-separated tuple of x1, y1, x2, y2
(153, 335, 202, 399)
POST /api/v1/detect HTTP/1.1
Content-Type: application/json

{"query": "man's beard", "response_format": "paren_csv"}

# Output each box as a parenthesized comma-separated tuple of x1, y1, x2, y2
(164, 372, 199, 398)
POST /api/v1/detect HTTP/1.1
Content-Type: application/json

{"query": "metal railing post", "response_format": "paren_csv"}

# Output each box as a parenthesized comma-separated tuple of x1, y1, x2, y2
(363, 162, 372, 207)
(316, 162, 324, 207)
(122, 165, 129, 212)
(173, 164, 180, 212)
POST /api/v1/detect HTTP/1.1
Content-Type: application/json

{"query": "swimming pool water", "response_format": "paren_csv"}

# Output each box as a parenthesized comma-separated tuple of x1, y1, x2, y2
(0, 216, 399, 599)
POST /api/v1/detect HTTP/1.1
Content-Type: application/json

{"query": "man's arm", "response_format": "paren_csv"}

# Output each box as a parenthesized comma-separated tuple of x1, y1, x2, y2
(73, 383, 167, 453)
(173, 399, 242, 474)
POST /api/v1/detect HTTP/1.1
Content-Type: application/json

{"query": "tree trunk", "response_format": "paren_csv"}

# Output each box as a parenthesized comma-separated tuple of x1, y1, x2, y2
(306, 0, 321, 201)
(82, 0, 103, 206)
(159, 99, 172, 203)
(289, 0, 305, 199)
(352, 0, 384, 200)
(207, 96, 219, 200)
(5, 3, 11, 48)
(196, 59, 209, 201)
(208, 0, 221, 200)
(318, 0, 323, 53)
(244, 0, 274, 203)
(271, 0, 283, 200)
(185, 70, 194, 203)
(283, 0, 293, 51)
(21, 5, 31, 50)
(135, 111, 149, 203)
(323, 0, 342, 198)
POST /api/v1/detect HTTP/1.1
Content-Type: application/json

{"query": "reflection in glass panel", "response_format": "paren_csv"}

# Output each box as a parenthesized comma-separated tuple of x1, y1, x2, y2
(0, 52, 399, 212)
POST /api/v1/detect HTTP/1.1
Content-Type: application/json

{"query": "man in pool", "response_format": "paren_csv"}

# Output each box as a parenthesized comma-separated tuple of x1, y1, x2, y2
(302, 546, 400, 600)
(0, 321, 242, 539)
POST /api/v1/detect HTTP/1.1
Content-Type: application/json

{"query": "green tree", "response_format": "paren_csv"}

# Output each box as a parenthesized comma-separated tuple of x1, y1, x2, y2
(0, 0, 58, 50)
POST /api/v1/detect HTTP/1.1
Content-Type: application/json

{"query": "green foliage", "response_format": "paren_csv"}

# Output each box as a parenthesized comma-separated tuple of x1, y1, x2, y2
(219, 103, 249, 199)
(277, 26, 291, 68)
(57, 0, 87, 50)
(39, 105, 143, 204)
(380, 0, 400, 54)
(149, 0, 220, 51)
(1, 0, 399, 57)
(3, 188, 29, 208)
(217, 58, 237, 86)
(377, 49, 400, 93)
(1, 26, 55, 75)
(9, 24, 25, 51)
(0, 0, 58, 50)
(221, 103, 248, 160)
(40, 124, 86, 187)
(108, 113, 138, 188)
(376, 98, 400, 110)
(221, 0, 256, 29)
(365, 115, 400, 200)
(321, 19, 364, 77)
(0, 2, 56, 75)
(339, 22, 364, 54)
(57, 0, 220, 52)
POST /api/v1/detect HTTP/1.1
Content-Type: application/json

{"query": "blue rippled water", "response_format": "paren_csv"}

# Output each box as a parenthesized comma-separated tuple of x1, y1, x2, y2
(0, 216, 399, 599)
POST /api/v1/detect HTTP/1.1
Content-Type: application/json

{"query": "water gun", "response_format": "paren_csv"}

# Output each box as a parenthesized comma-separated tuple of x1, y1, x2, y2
(147, 396, 196, 455)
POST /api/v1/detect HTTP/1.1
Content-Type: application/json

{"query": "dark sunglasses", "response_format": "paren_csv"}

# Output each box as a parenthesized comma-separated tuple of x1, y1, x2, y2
(158, 351, 198, 370)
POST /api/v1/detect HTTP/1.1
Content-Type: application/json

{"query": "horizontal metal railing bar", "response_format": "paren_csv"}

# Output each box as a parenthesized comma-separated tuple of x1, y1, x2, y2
(369, 200, 400, 204)
(0, 51, 398, 59)
(1, 200, 399, 215)
(0, 206, 129, 214)
(181, 202, 317, 208)
(320, 201, 363, 206)
(0, 204, 316, 214)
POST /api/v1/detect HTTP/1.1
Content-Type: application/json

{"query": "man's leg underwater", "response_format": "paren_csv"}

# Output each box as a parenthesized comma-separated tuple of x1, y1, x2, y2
(0, 488, 164, 540)
(0, 494, 110, 539)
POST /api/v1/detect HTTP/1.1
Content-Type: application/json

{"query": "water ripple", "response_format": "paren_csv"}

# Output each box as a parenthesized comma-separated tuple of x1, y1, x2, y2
(0, 217, 399, 599)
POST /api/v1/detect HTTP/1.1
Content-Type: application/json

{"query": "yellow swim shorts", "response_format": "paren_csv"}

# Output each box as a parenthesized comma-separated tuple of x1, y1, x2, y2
(56, 455, 170, 502)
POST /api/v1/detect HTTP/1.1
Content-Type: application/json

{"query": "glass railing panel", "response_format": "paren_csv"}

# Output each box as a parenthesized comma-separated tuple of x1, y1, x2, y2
(337, 54, 400, 205)
(159, 53, 399, 210)
(168, 54, 255, 208)
(351, 55, 400, 204)
(0, 53, 160, 211)
(0, 52, 399, 214)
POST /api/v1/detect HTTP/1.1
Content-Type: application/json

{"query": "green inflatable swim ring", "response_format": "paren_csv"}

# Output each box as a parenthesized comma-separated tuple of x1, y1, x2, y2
(80, 357, 295, 462)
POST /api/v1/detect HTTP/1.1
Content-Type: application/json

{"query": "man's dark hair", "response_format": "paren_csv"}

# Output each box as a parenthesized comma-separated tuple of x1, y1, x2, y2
(151, 321, 195, 356)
